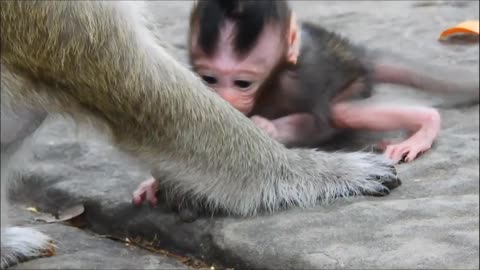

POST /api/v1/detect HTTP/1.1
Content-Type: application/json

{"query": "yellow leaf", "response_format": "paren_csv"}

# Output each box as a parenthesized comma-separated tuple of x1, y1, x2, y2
(26, 207, 39, 213)
(439, 20, 479, 41)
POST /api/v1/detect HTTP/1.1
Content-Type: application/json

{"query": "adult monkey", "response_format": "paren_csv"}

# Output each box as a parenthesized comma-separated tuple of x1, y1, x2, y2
(0, 1, 400, 268)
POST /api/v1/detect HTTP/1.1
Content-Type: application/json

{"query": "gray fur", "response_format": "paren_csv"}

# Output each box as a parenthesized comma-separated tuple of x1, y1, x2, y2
(1, 1, 399, 267)
(1, 226, 53, 270)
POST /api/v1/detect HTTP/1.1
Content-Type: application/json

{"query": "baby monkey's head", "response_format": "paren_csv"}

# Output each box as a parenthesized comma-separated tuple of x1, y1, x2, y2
(188, 0, 300, 114)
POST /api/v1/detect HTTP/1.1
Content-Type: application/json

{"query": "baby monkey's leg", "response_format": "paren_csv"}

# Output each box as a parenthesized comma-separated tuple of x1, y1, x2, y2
(332, 102, 441, 163)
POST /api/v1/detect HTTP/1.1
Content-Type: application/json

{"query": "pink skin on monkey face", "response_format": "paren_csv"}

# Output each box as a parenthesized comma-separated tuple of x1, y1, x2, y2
(190, 21, 286, 115)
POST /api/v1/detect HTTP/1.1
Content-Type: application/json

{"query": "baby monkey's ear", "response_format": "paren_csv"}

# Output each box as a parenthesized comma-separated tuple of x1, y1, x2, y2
(287, 13, 300, 65)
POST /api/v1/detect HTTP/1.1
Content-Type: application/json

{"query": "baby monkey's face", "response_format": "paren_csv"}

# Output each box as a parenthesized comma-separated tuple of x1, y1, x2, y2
(190, 21, 288, 115)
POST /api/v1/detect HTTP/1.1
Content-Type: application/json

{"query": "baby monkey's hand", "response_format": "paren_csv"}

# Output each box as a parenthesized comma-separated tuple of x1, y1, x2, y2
(250, 115, 279, 139)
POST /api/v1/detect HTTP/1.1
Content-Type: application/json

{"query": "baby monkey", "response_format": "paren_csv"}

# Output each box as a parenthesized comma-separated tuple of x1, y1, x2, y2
(188, 0, 479, 163)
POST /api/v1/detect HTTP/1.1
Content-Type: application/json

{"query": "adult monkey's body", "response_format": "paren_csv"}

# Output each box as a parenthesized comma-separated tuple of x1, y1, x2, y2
(1, 1, 400, 268)
(188, 0, 479, 163)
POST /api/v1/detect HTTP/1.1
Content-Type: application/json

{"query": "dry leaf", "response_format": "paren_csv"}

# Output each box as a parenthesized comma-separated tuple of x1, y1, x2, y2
(35, 204, 85, 223)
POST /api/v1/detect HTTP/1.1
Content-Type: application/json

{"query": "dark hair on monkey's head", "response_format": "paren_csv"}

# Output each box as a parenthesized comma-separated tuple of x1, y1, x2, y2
(192, 0, 292, 58)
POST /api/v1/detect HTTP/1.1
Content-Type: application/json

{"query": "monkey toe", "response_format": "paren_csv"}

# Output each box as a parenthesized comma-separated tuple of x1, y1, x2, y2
(145, 189, 158, 207)
(362, 176, 401, 197)
(131, 177, 160, 207)
(387, 164, 398, 176)
(373, 165, 399, 181)
(363, 179, 401, 198)
(376, 172, 401, 190)
(383, 177, 402, 190)
(362, 188, 390, 197)
(371, 164, 401, 193)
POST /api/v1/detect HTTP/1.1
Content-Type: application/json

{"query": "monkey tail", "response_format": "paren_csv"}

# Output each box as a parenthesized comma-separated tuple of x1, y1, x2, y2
(363, 49, 479, 108)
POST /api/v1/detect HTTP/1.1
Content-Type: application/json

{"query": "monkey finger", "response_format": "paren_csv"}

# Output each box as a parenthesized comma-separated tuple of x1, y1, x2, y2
(404, 150, 416, 163)
(396, 146, 413, 164)
(396, 147, 412, 164)
(384, 145, 402, 164)
(405, 147, 425, 162)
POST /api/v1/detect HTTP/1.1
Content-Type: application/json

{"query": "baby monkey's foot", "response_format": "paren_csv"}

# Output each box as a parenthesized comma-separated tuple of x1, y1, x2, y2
(250, 115, 279, 139)
(132, 177, 159, 207)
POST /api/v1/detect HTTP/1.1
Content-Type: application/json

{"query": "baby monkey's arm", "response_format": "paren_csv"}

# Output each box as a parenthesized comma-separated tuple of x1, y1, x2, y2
(331, 102, 441, 163)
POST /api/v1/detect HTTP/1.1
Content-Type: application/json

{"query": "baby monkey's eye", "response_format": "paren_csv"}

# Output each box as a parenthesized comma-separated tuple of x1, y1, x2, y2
(201, 75, 218, 85)
(234, 80, 252, 89)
